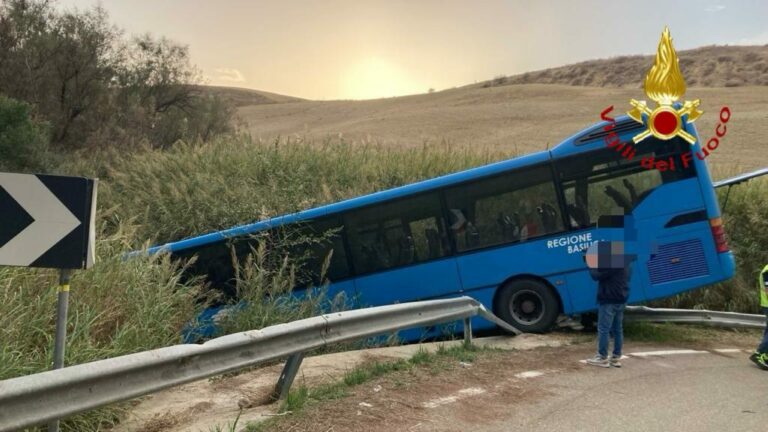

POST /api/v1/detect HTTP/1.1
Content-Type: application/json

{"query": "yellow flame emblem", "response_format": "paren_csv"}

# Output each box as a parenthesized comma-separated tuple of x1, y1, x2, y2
(627, 27, 702, 144)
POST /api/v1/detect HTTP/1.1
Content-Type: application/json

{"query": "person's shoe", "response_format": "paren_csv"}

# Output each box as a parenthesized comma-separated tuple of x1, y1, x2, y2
(749, 352, 768, 370)
(586, 355, 610, 368)
(757, 353, 768, 371)
(610, 355, 622, 368)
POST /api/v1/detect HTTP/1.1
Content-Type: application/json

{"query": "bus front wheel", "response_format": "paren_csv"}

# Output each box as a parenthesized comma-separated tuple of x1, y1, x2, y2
(496, 279, 559, 333)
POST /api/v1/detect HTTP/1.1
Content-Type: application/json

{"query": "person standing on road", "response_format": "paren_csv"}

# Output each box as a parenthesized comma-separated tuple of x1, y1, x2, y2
(749, 264, 768, 370)
(584, 241, 632, 368)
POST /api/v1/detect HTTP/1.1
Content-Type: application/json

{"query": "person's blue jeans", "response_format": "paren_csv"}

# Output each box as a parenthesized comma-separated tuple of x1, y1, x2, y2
(597, 303, 625, 359)
(757, 308, 768, 353)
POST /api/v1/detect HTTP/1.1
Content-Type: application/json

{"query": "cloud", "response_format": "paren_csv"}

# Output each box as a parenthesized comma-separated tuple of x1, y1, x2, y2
(736, 31, 768, 46)
(213, 68, 246, 83)
(704, 5, 725, 12)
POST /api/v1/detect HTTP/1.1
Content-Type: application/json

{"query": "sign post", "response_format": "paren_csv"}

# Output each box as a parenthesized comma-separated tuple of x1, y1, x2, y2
(52, 269, 72, 371)
(0, 172, 97, 432)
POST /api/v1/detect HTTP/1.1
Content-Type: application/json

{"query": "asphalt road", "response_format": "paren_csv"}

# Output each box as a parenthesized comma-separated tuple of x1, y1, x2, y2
(494, 347, 768, 432)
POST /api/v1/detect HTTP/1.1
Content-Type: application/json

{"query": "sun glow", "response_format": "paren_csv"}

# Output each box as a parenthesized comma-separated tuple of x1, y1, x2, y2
(340, 57, 424, 100)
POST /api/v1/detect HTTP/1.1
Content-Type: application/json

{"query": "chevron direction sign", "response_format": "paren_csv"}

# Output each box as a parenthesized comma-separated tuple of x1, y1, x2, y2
(0, 173, 97, 269)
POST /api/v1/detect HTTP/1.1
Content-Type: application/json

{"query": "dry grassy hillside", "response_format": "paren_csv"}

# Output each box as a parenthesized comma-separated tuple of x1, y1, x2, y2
(198, 85, 303, 107)
(481, 45, 768, 88)
(229, 45, 767, 171)
(238, 84, 767, 170)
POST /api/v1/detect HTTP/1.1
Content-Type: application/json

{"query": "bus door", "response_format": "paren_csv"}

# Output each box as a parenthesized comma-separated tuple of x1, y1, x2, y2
(557, 137, 700, 311)
(557, 226, 644, 313)
(344, 192, 462, 306)
(557, 156, 653, 311)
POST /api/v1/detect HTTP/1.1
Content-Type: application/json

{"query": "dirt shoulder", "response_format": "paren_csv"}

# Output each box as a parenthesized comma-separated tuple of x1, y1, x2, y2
(239, 324, 761, 432)
(112, 333, 574, 432)
(112, 325, 760, 432)
(257, 344, 584, 432)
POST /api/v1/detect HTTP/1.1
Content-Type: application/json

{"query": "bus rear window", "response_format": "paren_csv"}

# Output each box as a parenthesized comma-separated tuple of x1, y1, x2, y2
(557, 137, 695, 229)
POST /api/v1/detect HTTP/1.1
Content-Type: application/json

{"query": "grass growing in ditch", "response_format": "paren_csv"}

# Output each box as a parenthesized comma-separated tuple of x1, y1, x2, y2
(208, 411, 242, 432)
(623, 321, 761, 345)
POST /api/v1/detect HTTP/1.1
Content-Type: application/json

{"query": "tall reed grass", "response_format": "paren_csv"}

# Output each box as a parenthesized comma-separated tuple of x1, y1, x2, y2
(84, 136, 505, 245)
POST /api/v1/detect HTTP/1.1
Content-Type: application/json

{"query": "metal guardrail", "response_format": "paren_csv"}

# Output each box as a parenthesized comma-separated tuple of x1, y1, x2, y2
(713, 166, 768, 189)
(0, 296, 519, 431)
(625, 306, 766, 329)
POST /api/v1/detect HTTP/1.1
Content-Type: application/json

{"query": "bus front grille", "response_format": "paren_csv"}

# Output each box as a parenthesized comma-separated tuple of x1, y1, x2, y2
(647, 239, 709, 285)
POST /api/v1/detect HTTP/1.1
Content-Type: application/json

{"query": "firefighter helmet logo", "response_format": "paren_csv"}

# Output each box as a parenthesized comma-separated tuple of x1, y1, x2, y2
(627, 27, 702, 145)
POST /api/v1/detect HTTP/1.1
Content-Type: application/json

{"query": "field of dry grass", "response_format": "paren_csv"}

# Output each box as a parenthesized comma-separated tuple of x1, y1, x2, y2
(199, 85, 303, 107)
(236, 83, 767, 171)
(481, 45, 768, 88)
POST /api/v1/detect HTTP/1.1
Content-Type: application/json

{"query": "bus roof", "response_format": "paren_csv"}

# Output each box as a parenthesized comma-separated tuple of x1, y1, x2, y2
(144, 115, 641, 255)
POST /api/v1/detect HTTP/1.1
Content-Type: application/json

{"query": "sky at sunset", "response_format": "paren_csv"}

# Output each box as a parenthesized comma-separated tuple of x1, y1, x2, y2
(57, 0, 768, 100)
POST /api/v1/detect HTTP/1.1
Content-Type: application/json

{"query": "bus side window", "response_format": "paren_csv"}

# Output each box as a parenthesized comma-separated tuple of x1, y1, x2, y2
(305, 218, 351, 283)
(564, 182, 590, 229)
(448, 208, 470, 251)
(272, 218, 352, 287)
(445, 165, 564, 251)
(345, 193, 448, 275)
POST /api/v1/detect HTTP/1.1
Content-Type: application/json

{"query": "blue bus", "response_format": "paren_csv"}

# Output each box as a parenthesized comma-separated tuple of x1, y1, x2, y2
(147, 114, 735, 335)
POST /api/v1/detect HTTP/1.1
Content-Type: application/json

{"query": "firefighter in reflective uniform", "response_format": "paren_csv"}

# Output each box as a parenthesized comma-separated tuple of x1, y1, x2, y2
(749, 264, 768, 370)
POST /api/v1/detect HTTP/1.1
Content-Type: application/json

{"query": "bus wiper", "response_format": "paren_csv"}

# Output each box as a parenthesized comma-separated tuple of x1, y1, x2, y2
(713, 167, 768, 211)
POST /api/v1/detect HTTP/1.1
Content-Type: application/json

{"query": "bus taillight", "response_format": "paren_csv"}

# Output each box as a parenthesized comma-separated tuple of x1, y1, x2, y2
(710, 218, 729, 253)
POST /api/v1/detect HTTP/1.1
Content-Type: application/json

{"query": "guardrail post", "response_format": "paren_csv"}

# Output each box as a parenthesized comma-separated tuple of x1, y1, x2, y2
(271, 352, 305, 401)
(463, 317, 472, 346)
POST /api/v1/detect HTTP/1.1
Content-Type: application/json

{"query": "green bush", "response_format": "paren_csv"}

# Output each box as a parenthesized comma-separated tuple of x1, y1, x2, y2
(0, 95, 51, 171)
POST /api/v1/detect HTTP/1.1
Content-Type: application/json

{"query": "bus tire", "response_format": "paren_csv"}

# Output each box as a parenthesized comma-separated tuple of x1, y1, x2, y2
(495, 279, 559, 333)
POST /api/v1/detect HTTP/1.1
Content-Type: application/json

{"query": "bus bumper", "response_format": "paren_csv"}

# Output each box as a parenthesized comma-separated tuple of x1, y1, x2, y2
(719, 250, 736, 280)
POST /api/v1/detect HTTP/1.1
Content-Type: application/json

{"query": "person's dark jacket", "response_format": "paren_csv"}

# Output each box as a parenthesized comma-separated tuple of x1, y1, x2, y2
(589, 265, 631, 304)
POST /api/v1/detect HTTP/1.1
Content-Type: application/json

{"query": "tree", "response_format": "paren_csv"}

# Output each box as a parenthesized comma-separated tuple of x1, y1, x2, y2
(0, 95, 50, 171)
(0, 0, 235, 150)
(0, 0, 121, 147)
(115, 35, 205, 146)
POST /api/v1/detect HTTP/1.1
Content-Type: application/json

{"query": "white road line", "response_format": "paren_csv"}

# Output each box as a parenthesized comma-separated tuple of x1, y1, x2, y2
(628, 349, 708, 357)
(713, 348, 745, 354)
(514, 371, 544, 379)
(422, 387, 485, 408)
